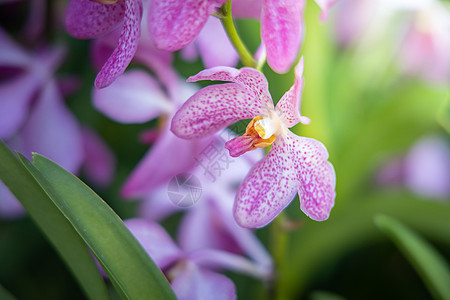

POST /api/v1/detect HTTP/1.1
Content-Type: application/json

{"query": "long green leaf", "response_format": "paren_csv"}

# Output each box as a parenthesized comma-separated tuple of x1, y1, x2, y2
(0, 141, 109, 300)
(0, 283, 17, 300)
(21, 153, 176, 300)
(375, 214, 450, 300)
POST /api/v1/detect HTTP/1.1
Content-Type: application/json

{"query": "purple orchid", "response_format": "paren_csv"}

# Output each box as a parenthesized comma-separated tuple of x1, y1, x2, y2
(0, 28, 115, 219)
(126, 218, 270, 300)
(65, 0, 142, 88)
(138, 136, 273, 276)
(171, 58, 336, 228)
(93, 67, 214, 197)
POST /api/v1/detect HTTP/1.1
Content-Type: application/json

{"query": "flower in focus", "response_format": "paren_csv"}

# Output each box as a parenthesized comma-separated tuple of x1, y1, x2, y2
(65, 0, 142, 88)
(126, 218, 270, 300)
(171, 58, 336, 228)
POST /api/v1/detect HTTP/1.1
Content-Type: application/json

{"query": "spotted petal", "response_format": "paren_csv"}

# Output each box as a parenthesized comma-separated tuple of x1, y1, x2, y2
(94, 0, 142, 88)
(172, 67, 273, 139)
(234, 136, 300, 228)
(289, 133, 336, 221)
(261, 0, 304, 73)
(234, 132, 335, 227)
(276, 57, 310, 127)
(148, 0, 227, 51)
(65, 0, 126, 39)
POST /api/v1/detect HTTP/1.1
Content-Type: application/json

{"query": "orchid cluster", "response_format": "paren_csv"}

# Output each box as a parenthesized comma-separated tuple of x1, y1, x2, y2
(1, 0, 450, 300)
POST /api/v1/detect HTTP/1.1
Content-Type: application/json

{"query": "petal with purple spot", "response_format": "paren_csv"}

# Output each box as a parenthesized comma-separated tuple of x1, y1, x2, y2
(94, 0, 142, 88)
(276, 57, 310, 127)
(65, 0, 125, 39)
(261, 0, 304, 73)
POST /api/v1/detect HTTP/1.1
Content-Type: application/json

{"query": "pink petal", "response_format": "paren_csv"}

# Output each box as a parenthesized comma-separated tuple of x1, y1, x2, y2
(261, 0, 304, 73)
(94, 0, 142, 88)
(148, 0, 227, 51)
(121, 125, 213, 198)
(139, 187, 183, 220)
(232, 0, 263, 19)
(93, 70, 172, 123)
(21, 81, 83, 174)
(124, 218, 182, 269)
(172, 67, 274, 139)
(314, 0, 338, 21)
(65, 0, 126, 39)
(196, 17, 239, 68)
(233, 136, 300, 228)
(80, 127, 116, 187)
(171, 262, 236, 300)
(275, 57, 310, 127)
(290, 133, 336, 221)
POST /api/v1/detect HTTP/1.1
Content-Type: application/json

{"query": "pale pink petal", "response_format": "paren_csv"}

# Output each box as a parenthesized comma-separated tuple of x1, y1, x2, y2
(275, 57, 310, 127)
(0, 180, 25, 220)
(124, 218, 182, 269)
(65, 0, 125, 39)
(232, 0, 263, 19)
(196, 17, 239, 68)
(171, 262, 236, 300)
(148, 0, 227, 51)
(314, 0, 338, 21)
(234, 137, 300, 228)
(290, 133, 336, 221)
(187, 66, 273, 108)
(180, 43, 199, 62)
(189, 249, 271, 279)
(261, 0, 304, 73)
(121, 125, 213, 198)
(80, 127, 116, 187)
(94, 0, 142, 88)
(21, 81, 83, 174)
(93, 70, 172, 123)
(139, 187, 183, 220)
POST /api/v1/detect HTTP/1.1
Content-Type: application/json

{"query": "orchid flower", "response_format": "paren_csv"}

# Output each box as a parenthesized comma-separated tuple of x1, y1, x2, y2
(93, 68, 214, 197)
(65, 0, 142, 88)
(138, 137, 273, 276)
(0, 28, 115, 219)
(126, 218, 270, 300)
(171, 58, 336, 228)
(150, 0, 337, 73)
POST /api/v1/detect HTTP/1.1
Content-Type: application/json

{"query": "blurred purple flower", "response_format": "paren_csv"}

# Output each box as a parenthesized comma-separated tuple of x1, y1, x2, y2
(404, 135, 450, 199)
(65, 0, 142, 88)
(93, 68, 213, 198)
(0, 28, 115, 219)
(171, 58, 336, 228)
(126, 218, 270, 300)
(334, 0, 450, 83)
(375, 135, 450, 199)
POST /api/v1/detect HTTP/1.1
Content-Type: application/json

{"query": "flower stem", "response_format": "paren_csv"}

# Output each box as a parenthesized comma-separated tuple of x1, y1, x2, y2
(220, 0, 257, 68)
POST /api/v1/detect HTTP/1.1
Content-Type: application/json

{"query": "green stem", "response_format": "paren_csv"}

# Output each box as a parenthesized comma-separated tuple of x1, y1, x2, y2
(220, 0, 257, 68)
(271, 212, 289, 300)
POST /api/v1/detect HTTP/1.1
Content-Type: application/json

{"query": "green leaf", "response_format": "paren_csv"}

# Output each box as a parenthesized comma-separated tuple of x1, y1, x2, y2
(0, 141, 109, 300)
(278, 193, 450, 299)
(309, 291, 347, 300)
(437, 97, 450, 134)
(0, 283, 18, 300)
(21, 153, 176, 300)
(375, 214, 450, 300)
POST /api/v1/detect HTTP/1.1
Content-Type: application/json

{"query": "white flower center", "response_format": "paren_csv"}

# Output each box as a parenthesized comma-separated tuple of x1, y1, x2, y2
(254, 112, 284, 139)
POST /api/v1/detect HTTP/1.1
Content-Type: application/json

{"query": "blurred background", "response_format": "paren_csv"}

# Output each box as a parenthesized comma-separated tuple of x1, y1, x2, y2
(0, 0, 449, 299)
